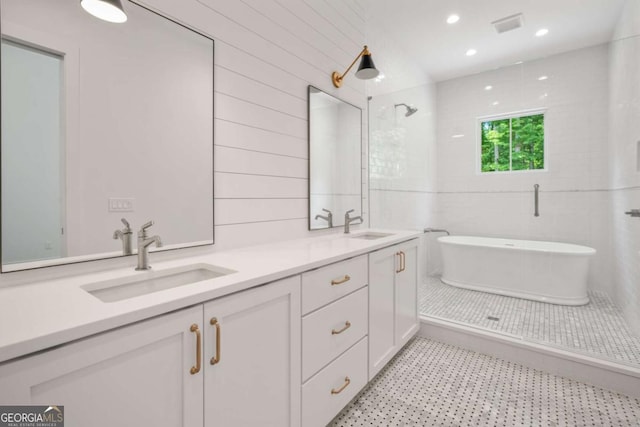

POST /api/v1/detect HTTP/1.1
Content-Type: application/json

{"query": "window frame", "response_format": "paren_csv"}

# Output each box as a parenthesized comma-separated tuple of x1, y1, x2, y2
(475, 108, 548, 175)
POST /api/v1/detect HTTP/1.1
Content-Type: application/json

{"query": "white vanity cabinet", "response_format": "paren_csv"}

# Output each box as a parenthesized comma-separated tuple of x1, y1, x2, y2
(0, 276, 301, 427)
(0, 305, 205, 427)
(301, 255, 369, 427)
(368, 239, 420, 379)
(203, 276, 301, 426)
(0, 231, 423, 427)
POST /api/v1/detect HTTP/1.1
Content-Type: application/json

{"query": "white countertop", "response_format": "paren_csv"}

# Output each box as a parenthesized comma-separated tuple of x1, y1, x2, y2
(0, 229, 420, 363)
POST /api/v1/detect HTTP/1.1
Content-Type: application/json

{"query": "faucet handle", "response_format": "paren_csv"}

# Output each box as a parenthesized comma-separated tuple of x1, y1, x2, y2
(120, 218, 131, 231)
(322, 208, 332, 214)
(140, 220, 154, 232)
(346, 209, 354, 215)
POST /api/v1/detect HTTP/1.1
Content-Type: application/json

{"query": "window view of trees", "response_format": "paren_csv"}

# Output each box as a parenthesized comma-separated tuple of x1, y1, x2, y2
(480, 113, 544, 172)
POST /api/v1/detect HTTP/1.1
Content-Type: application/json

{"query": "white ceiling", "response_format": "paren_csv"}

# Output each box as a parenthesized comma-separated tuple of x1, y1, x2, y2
(365, 0, 627, 82)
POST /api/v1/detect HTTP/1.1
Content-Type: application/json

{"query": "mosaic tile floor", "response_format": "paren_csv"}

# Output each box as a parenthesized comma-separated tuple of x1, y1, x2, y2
(420, 278, 640, 367)
(333, 338, 640, 426)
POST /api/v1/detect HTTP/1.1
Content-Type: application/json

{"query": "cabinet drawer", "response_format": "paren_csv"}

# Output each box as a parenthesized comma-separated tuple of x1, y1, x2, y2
(302, 337, 368, 427)
(302, 255, 367, 314)
(302, 287, 368, 381)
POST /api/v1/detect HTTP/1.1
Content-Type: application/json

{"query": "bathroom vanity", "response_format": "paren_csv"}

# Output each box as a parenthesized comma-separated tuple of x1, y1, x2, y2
(0, 230, 420, 427)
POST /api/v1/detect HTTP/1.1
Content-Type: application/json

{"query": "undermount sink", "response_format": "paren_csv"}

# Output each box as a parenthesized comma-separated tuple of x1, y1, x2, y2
(83, 263, 236, 303)
(349, 232, 394, 240)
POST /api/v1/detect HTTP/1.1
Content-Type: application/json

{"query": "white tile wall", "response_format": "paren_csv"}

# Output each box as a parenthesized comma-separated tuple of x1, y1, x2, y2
(369, 83, 438, 232)
(608, 0, 640, 336)
(434, 45, 614, 293)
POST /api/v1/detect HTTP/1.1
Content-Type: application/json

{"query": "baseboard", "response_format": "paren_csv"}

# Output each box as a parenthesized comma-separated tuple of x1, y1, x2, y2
(419, 316, 640, 399)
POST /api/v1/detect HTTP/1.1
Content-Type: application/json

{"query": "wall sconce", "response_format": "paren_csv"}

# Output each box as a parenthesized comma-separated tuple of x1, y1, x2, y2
(331, 45, 380, 88)
(81, 0, 128, 23)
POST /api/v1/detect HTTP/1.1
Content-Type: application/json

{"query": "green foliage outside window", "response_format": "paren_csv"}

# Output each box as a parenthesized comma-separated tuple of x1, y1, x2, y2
(480, 113, 544, 172)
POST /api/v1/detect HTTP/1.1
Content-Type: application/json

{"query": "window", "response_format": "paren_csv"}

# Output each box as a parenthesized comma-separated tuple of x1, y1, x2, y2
(480, 111, 545, 173)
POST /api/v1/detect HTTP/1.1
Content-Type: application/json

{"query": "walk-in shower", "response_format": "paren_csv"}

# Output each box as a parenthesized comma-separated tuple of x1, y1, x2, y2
(369, 0, 640, 372)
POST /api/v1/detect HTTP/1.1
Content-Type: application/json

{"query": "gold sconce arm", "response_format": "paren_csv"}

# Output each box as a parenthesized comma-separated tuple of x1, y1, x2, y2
(332, 46, 370, 88)
(331, 45, 380, 87)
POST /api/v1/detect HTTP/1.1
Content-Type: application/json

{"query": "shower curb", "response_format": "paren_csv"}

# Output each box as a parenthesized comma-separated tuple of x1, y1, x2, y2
(419, 316, 640, 399)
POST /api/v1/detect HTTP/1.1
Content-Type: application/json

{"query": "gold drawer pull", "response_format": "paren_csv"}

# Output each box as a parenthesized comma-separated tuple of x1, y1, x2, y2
(331, 275, 351, 286)
(331, 321, 351, 335)
(395, 252, 402, 273)
(331, 376, 351, 395)
(210, 317, 221, 365)
(189, 324, 201, 375)
(400, 251, 406, 272)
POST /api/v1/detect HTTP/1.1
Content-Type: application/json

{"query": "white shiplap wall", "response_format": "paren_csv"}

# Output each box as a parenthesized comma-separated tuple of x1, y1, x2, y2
(0, 0, 377, 287)
(140, 0, 369, 250)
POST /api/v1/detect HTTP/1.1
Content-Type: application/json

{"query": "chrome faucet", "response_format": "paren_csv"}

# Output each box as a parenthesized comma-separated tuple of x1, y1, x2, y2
(135, 220, 163, 271)
(113, 218, 133, 255)
(315, 208, 333, 228)
(344, 209, 363, 234)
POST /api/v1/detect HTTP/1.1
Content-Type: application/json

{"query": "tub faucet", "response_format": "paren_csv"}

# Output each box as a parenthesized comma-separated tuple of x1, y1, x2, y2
(315, 208, 333, 228)
(113, 218, 133, 255)
(135, 220, 163, 271)
(344, 209, 363, 234)
(424, 228, 450, 236)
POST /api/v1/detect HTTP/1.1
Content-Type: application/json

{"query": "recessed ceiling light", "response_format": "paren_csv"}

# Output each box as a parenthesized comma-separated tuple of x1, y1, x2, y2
(374, 73, 385, 82)
(466, 49, 477, 56)
(535, 28, 549, 37)
(492, 101, 499, 106)
(485, 85, 493, 91)
(538, 75, 548, 81)
(515, 61, 524, 65)
(447, 14, 460, 24)
(452, 134, 465, 138)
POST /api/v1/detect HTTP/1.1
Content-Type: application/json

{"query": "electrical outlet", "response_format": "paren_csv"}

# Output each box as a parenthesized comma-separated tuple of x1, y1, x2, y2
(109, 198, 135, 212)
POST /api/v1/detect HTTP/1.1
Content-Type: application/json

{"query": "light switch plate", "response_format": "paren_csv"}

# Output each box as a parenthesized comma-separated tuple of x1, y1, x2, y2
(109, 198, 134, 212)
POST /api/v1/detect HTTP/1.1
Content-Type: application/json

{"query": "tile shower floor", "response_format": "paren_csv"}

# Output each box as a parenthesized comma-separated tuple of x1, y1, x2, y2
(420, 277, 640, 367)
(332, 337, 640, 426)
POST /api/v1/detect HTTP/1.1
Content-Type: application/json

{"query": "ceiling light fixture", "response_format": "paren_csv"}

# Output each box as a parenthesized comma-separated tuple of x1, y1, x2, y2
(81, 0, 127, 23)
(485, 85, 493, 91)
(331, 45, 379, 88)
(538, 75, 548, 81)
(466, 49, 477, 56)
(492, 101, 499, 106)
(535, 28, 549, 37)
(452, 134, 465, 138)
(447, 14, 460, 24)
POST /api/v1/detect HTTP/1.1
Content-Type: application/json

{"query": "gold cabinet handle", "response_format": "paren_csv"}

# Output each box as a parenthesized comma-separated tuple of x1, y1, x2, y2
(331, 321, 351, 335)
(395, 252, 402, 273)
(190, 324, 201, 375)
(331, 376, 351, 395)
(400, 251, 406, 272)
(331, 275, 351, 286)
(210, 317, 221, 365)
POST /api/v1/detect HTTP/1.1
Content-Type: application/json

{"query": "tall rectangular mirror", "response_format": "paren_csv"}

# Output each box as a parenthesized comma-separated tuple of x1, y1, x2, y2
(308, 86, 362, 230)
(1, 0, 214, 272)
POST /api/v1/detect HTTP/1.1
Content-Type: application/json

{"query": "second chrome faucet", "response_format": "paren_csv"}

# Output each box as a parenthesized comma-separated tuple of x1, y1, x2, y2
(344, 209, 363, 234)
(135, 221, 163, 270)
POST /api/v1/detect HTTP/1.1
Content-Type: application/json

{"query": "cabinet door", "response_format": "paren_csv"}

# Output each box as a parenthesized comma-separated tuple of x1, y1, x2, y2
(203, 276, 301, 427)
(396, 240, 419, 347)
(0, 306, 204, 427)
(368, 245, 399, 380)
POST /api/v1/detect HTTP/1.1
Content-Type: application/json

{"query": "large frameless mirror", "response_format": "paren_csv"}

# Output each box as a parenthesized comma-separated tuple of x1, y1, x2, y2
(308, 86, 362, 230)
(0, 0, 214, 272)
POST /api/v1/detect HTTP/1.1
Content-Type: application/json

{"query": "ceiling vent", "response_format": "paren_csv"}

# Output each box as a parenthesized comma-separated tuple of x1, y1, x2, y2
(492, 13, 524, 34)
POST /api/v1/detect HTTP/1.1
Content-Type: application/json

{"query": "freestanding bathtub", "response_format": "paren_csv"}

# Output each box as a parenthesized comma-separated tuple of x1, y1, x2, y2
(438, 236, 596, 306)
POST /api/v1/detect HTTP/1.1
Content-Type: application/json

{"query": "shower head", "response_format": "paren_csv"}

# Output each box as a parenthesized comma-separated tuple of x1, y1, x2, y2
(394, 103, 418, 117)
